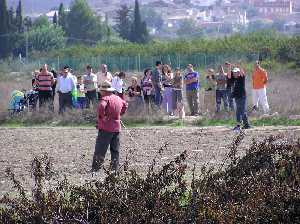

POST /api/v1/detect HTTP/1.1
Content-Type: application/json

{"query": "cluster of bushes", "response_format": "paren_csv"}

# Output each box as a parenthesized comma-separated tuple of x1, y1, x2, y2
(1, 133, 299, 223)
(45, 31, 300, 66)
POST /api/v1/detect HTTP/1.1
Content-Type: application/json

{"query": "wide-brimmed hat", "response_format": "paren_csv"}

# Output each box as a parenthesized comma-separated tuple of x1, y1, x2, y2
(232, 67, 240, 73)
(99, 80, 115, 92)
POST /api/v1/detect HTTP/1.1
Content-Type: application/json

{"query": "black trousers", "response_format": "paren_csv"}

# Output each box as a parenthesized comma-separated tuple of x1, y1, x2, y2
(59, 92, 72, 114)
(92, 130, 120, 171)
(38, 91, 53, 111)
(86, 90, 97, 108)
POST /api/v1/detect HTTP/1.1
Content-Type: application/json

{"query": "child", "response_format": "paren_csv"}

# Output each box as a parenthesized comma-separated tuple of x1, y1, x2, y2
(77, 76, 86, 109)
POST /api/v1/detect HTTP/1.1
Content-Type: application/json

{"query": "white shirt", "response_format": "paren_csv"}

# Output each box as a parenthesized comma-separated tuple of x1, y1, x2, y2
(111, 76, 124, 93)
(57, 74, 75, 93)
(83, 73, 97, 91)
(69, 73, 77, 85)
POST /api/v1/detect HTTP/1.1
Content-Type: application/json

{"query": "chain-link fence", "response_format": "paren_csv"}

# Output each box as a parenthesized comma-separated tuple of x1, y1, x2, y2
(15, 52, 259, 72)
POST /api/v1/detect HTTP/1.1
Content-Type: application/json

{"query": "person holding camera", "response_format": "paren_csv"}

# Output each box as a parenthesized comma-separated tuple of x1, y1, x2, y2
(226, 63, 250, 131)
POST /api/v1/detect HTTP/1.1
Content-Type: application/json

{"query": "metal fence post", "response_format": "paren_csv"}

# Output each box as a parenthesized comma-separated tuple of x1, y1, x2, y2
(138, 54, 141, 72)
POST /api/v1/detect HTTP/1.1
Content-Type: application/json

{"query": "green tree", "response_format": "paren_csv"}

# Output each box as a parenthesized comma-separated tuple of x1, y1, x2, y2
(176, 19, 203, 38)
(0, 0, 10, 58)
(58, 3, 66, 29)
(23, 16, 32, 29)
(7, 7, 17, 32)
(17, 24, 66, 52)
(140, 7, 163, 30)
(15, 0, 22, 32)
(114, 5, 132, 40)
(130, 0, 149, 43)
(33, 15, 50, 28)
(66, 0, 105, 44)
(53, 11, 58, 25)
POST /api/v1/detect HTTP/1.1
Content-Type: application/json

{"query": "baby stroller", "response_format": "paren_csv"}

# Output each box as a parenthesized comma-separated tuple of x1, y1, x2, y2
(8, 90, 26, 115)
(8, 89, 39, 115)
(24, 89, 39, 111)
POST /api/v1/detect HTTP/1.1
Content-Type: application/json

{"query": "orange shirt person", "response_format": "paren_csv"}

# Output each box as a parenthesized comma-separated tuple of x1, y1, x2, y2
(251, 61, 270, 114)
(252, 63, 268, 90)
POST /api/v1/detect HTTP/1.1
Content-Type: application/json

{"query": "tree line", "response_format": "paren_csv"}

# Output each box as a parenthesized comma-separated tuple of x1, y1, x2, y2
(0, 0, 149, 59)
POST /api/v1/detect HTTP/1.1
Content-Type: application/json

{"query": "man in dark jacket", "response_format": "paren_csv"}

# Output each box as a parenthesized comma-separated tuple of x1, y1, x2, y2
(151, 61, 163, 107)
(227, 63, 250, 131)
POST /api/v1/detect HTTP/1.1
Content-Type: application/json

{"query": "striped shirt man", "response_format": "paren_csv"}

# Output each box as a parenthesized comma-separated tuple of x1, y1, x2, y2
(37, 71, 54, 91)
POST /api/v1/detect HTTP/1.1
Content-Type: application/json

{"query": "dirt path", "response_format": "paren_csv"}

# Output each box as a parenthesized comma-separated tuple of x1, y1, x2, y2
(1, 126, 300, 196)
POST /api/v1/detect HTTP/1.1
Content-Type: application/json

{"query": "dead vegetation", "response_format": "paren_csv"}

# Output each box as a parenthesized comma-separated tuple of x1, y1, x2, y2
(0, 133, 299, 223)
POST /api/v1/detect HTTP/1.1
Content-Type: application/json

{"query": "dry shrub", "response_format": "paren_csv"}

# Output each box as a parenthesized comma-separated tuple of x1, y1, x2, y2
(1, 134, 299, 223)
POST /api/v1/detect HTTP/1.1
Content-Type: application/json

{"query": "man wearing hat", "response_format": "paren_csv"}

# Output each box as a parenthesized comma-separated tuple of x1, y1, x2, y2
(92, 80, 128, 172)
(226, 63, 250, 131)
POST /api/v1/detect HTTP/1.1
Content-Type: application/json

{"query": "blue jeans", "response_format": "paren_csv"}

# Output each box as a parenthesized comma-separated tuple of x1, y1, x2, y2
(235, 96, 249, 126)
(216, 90, 228, 112)
(154, 87, 162, 107)
(77, 97, 86, 109)
(227, 89, 234, 111)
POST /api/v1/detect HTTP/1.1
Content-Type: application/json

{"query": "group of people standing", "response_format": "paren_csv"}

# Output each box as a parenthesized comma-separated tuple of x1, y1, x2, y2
(29, 60, 270, 173)
(144, 60, 270, 130)
(31, 60, 270, 131)
(32, 64, 116, 114)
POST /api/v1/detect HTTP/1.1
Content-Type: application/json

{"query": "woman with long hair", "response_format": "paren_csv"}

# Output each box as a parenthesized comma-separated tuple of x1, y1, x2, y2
(141, 68, 154, 113)
(161, 64, 174, 115)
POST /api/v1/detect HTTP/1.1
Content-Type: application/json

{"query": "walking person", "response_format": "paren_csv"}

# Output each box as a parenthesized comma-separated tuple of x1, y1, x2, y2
(215, 65, 229, 112)
(96, 64, 112, 99)
(151, 61, 163, 108)
(92, 80, 128, 172)
(56, 66, 76, 114)
(83, 65, 97, 108)
(227, 63, 251, 130)
(111, 72, 126, 99)
(204, 69, 216, 116)
(162, 64, 174, 115)
(184, 64, 200, 116)
(252, 61, 270, 114)
(172, 68, 183, 111)
(36, 64, 54, 111)
(141, 68, 154, 113)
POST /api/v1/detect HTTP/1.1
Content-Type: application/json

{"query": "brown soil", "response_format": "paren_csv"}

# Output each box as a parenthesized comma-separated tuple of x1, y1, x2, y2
(1, 126, 300, 196)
